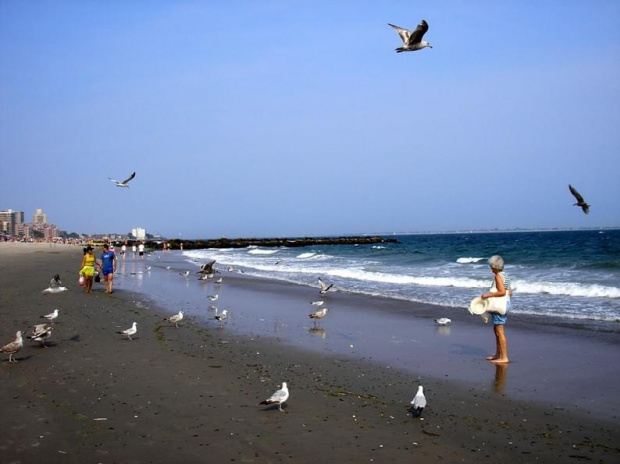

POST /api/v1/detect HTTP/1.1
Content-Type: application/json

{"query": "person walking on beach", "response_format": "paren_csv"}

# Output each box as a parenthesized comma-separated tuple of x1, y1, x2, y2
(481, 255, 512, 364)
(99, 243, 117, 293)
(132, 243, 137, 258)
(121, 242, 127, 260)
(79, 246, 97, 293)
(138, 242, 145, 259)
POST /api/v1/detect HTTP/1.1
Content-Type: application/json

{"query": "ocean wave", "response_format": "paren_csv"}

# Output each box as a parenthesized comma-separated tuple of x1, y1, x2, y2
(456, 257, 485, 264)
(372, 246, 387, 250)
(318, 268, 485, 288)
(515, 282, 620, 299)
(247, 249, 279, 255)
(297, 252, 318, 259)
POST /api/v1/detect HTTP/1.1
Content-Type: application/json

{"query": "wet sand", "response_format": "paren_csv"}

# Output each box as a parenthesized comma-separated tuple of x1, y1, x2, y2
(1, 242, 619, 463)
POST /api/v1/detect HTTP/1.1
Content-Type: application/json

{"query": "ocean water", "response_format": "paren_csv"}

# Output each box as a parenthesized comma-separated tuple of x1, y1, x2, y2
(182, 230, 620, 322)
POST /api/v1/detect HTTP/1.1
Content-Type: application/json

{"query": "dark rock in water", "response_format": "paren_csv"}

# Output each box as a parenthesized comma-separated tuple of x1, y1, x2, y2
(152, 236, 398, 250)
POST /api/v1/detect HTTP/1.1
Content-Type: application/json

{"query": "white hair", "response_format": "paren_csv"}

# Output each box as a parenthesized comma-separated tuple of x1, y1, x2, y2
(488, 255, 505, 271)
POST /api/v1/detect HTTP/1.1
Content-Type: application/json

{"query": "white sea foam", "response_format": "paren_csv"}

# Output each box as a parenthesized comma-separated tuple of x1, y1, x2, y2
(248, 249, 279, 255)
(456, 257, 485, 264)
(516, 282, 620, 299)
(297, 252, 318, 259)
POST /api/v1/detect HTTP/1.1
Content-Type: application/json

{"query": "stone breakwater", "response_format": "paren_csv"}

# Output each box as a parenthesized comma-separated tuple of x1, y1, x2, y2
(154, 236, 398, 250)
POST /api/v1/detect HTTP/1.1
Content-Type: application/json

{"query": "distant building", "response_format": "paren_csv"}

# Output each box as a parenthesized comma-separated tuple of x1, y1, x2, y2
(33, 208, 47, 225)
(131, 227, 146, 240)
(0, 209, 24, 236)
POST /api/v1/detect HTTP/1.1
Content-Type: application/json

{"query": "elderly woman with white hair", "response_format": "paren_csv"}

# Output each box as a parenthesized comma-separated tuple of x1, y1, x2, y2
(481, 255, 512, 363)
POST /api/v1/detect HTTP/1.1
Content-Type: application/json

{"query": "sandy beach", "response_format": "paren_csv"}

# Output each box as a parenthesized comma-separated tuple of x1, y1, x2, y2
(1, 242, 619, 464)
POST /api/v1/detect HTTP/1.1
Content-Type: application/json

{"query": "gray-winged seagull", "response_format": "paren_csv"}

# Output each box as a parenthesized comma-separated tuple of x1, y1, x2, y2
(260, 382, 289, 411)
(1, 331, 23, 363)
(109, 172, 136, 188)
(410, 385, 427, 418)
(388, 20, 433, 53)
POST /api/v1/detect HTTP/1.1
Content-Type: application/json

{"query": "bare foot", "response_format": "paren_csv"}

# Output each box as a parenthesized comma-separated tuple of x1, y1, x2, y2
(490, 358, 509, 364)
(486, 355, 498, 360)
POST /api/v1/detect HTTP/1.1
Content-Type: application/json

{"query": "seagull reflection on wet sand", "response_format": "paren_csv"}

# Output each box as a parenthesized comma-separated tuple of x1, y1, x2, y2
(308, 327, 326, 339)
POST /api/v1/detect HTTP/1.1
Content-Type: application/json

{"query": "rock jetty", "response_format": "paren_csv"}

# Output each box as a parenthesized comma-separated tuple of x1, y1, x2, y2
(152, 236, 398, 250)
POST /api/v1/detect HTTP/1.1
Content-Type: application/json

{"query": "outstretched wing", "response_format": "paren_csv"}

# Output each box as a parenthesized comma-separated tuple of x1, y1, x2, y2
(122, 172, 136, 184)
(108, 177, 120, 184)
(568, 184, 584, 203)
(388, 24, 411, 45)
(408, 20, 429, 45)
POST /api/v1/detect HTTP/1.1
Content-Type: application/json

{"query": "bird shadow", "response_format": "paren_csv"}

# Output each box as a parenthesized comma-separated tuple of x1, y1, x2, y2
(30, 341, 57, 348)
(260, 404, 287, 412)
(66, 334, 81, 342)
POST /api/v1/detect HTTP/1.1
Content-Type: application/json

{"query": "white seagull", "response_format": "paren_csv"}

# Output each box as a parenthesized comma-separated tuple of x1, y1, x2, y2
(109, 171, 136, 188)
(434, 318, 452, 326)
(41, 308, 60, 323)
(180, 271, 190, 277)
(29, 324, 53, 347)
(410, 385, 427, 418)
(208, 294, 219, 302)
(214, 309, 228, 323)
(117, 322, 137, 340)
(167, 311, 184, 328)
(310, 300, 324, 306)
(1, 331, 23, 363)
(309, 308, 329, 325)
(260, 382, 289, 411)
(318, 277, 335, 295)
(388, 20, 433, 53)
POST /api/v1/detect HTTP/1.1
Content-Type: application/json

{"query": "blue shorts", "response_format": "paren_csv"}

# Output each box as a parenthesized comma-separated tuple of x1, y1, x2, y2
(492, 300, 511, 325)
(102, 267, 114, 276)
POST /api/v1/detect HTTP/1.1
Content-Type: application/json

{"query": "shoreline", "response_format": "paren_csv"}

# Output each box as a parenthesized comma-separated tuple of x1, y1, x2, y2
(1, 244, 619, 463)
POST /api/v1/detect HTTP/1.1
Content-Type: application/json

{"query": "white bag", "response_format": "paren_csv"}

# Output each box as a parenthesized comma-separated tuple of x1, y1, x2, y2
(486, 284, 508, 315)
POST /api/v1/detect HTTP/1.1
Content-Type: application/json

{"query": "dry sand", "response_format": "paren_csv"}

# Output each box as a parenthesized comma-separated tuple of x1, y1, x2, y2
(0, 242, 618, 463)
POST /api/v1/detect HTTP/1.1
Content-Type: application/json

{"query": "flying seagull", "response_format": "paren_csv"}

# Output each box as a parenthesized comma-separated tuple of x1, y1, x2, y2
(388, 20, 433, 53)
(318, 277, 335, 295)
(1, 331, 23, 363)
(434, 318, 451, 326)
(109, 172, 136, 188)
(260, 382, 289, 411)
(42, 282, 68, 294)
(410, 385, 427, 418)
(167, 311, 184, 328)
(29, 324, 53, 347)
(568, 184, 590, 214)
(50, 274, 62, 288)
(117, 322, 137, 340)
(309, 308, 329, 325)
(41, 308, 59, 324)
(197, 261, 216, 275)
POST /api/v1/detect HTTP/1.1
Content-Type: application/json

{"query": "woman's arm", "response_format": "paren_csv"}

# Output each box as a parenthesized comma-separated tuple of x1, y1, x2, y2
(482, 273, 506, 299)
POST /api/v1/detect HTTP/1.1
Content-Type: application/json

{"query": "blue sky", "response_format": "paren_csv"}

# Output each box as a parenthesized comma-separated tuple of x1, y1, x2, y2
(1, 1, 619, 238)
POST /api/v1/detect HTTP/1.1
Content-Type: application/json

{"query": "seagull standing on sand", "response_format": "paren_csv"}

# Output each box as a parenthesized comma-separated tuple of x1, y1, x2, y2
(260, 382, 289, 411)
(309, 308, 329, 325)
(29, 324, 53, 347)
(1, 331, 23, 363)
(388, 20, 433, 53)
(109, 172, 136, 188)
(180, 271, 190, 277)
(214, 309, 228, 324)
(410, 385, 427, 418)
(434, 318, 451, 326)
(318, 277, 335, 295)
(167, 311, 184, 328)
(41, 309, 59, 324)
(569, 184, 590, 214)
(117, 322, 137, 340)
(215, 277, 223, 284)
(208, 294, 219, 302)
